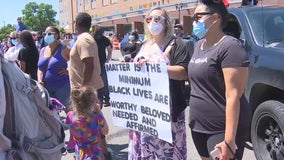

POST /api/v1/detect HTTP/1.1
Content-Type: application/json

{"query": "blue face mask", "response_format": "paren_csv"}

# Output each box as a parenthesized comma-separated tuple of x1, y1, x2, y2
(192, 20, 208, 39)
(72, 34, 77, 40)
(44, 35, 55, 44)
(11, 39, 19, 46)
(129, 35, 135, 41)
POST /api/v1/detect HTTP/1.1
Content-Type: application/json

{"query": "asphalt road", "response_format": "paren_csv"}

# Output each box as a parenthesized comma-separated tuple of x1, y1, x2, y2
(61, 106, 256, 160)
(61, 50, 257, 160)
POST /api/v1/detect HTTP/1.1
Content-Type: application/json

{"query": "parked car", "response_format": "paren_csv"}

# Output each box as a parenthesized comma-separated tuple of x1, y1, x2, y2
(225, 5, 284, 160)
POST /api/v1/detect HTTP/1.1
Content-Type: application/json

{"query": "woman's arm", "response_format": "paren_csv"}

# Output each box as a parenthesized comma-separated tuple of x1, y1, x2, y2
(18, 60, 26, 72)
(37, 68, 44, 84)
(167, 65, 188, 80)
(61, 45, 70, 61)
(216, 66, 248, 159)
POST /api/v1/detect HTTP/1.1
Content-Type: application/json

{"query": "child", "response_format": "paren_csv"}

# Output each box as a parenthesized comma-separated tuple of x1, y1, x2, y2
(66, 86, 109, 160)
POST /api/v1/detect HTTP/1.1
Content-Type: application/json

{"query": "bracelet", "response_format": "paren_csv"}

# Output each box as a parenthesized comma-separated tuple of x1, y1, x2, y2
(224, 141, 235, 155)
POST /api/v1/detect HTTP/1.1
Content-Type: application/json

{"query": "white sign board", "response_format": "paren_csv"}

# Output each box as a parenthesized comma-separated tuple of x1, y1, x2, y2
(105, 62, 172, 143)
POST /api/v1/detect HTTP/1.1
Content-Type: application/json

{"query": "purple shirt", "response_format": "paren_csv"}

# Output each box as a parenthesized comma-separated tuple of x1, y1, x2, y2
(38, 45, 69, 88)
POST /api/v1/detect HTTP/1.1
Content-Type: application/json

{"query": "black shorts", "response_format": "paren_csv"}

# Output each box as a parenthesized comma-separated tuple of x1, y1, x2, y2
(191, 130, 248, 159)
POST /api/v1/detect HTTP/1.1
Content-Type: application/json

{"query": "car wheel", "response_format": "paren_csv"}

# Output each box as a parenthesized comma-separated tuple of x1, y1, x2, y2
(251, 100, 284, 160)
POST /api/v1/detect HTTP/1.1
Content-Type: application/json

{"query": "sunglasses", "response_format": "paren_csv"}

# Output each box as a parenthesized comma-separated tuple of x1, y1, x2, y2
(145, 15, 165, 24)
(43, 32, 55, 36)
(193, 12, 214, 22)
(10, 37, 17, 40)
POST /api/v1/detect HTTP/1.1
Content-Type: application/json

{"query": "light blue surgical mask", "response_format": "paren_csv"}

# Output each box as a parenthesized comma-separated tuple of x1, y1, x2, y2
(72, 34, 77, 40)
(44, 35, 55, 44)
(192, 20, 208, 39)
(11, 39, 19, 46)
(129, 35, 135, 41)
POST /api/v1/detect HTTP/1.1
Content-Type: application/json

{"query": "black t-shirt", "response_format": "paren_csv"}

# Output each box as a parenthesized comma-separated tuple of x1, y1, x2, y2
(168, 38, 191, 122)
(188, 36, 251, 134)
(94, 35, 111, 66)
(18, 47, 39, 80)
(122, 42, 141, 58)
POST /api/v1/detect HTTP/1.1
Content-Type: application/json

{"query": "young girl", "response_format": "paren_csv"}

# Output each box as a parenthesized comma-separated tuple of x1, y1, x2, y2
(66, 86, 109, 160)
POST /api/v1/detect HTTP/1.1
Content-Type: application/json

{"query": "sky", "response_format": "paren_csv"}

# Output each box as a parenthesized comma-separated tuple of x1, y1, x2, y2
(0, 0, 59, 28)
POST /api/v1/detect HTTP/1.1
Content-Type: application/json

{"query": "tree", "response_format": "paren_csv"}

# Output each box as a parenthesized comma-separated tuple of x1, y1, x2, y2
(21, 2, 57, 32)
(0, 24, 14, 41)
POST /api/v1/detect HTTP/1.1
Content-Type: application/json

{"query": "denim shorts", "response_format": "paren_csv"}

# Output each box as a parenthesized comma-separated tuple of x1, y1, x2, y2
(46, 83, 71, 110)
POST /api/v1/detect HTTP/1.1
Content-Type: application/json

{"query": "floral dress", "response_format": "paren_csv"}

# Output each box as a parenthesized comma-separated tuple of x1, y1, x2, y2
(66, 111, 106, 160)
(129, 45, 187, 160)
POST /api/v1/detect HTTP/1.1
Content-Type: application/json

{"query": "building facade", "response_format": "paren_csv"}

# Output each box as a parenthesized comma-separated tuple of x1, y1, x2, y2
(59, 0, 283, 36)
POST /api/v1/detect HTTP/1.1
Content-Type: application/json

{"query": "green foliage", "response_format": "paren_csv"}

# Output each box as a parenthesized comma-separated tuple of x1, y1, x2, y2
(21, 2, 57, 32)
(59, 27, 65, 34)
(0, 24, 14, 41)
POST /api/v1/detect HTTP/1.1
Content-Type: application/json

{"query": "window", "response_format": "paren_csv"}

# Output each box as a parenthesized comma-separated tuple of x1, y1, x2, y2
(91, 0, 96, 8)
(103, 0, 108, 6)
(84, 0, 88, 10)
(111, 0, 118, 3)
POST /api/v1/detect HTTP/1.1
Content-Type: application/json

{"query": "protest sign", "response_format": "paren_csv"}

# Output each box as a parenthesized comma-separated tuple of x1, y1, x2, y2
(105, 62, 172, 143)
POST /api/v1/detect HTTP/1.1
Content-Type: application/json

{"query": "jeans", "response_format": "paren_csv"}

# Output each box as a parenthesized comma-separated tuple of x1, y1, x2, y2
(46, 82, 70, 109)
(98, 65, 110, 106)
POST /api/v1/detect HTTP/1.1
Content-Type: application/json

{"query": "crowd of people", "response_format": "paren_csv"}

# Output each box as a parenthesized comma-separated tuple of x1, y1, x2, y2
(0, 0, 254, 159)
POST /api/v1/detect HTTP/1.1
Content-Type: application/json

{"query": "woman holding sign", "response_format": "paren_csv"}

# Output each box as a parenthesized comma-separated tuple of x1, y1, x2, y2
(128, 6, 190, 160)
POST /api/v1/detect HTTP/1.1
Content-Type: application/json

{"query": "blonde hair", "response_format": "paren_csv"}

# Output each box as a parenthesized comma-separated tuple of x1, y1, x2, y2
(9, 31, 20, 38)
(144, 6, 173, 40)
(70, 86, 99, 117)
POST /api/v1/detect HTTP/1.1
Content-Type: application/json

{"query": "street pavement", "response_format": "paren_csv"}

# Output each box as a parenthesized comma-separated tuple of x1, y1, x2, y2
(61, 50, 257, 160)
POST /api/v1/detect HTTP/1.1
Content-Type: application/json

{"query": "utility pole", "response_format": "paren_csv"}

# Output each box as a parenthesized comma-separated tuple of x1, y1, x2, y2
(175, 3, 182, 24)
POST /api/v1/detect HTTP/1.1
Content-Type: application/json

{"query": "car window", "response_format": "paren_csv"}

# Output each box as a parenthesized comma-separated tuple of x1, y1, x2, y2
(246, 7, 284, 46)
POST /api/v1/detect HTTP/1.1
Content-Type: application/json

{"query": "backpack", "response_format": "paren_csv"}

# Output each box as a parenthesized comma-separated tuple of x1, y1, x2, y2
(0, 55, 65, 160)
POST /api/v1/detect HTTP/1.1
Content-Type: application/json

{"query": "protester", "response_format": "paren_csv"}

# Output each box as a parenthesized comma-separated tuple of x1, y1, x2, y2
(69, 12, 103, 90)
(1, 38, 9, 54)
(16, 17, 28, 31)
(121, 31, 141, 61)
(68, 12, 112, 160)
(173, 24, 185, 38)
(66, 86, 109, 160)
(129, 6, 190, 160)
(17, 31, 38, 80)
(69, 33, 77, 47)
(108, 33, 113, 44)
(119, 33, 129, 49)
(92, 24, 112, 107)
(37, 26, 71, 112)
(188, 1, 251, 160)
(35, 31, 46, 52)
(4, 31, 23, 62)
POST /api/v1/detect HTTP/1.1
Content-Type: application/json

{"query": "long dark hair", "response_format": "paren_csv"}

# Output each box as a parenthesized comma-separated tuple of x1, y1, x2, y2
(199, 0, 228, 28)
(19, 30, 38, 53)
